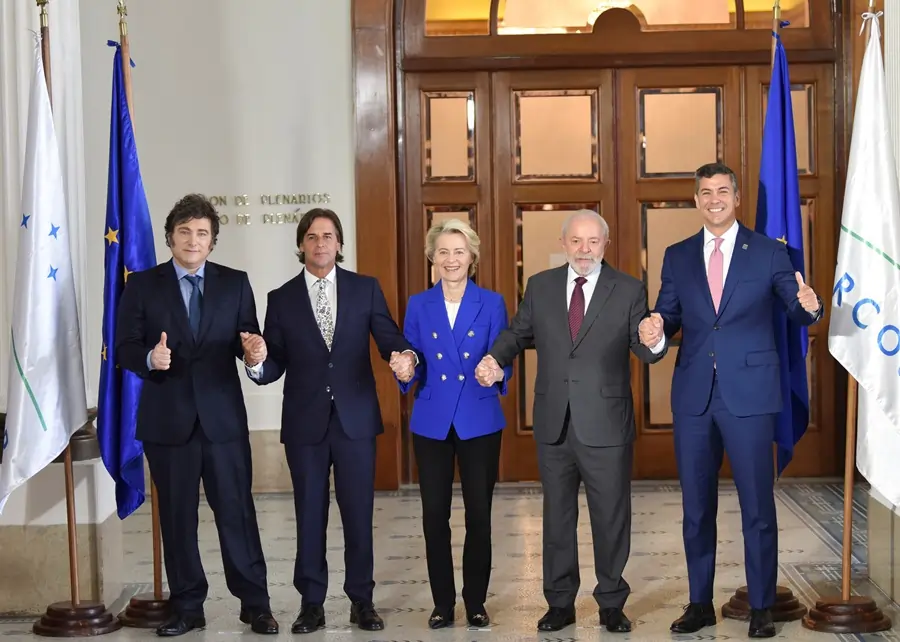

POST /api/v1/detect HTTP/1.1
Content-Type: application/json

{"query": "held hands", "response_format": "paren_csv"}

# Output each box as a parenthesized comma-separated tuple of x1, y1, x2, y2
(150, 332, 171, 370)
(475, 355, 503, 387)
(240, 332, 267, 366)
(390, 351, 416, 383)
(795, 272, 820, 313)
(639, 313, 664, 348)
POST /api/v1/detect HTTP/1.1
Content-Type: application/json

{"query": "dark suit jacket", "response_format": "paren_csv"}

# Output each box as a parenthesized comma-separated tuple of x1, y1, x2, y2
(116, 260, 260, 446)
(252, 266, 415, 446)
(489, 262, 666, 447)
(653, 223, 821, 418)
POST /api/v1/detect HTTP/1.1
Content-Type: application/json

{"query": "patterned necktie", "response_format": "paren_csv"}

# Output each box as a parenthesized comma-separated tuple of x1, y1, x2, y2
(184, 274, 203, 339)
(568, 276, 587, 341)
(314, 278, 334, 350)
(708, 237, 725, 312)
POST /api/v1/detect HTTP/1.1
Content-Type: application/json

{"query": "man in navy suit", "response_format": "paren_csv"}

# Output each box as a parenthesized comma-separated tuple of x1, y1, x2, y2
(642, 163, 822, 639)
(117, 194, 277, 637)
(243, 208, 417, 634)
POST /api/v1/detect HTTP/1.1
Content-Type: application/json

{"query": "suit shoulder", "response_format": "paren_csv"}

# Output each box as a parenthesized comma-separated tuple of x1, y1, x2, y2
(605, 266, 644, 292)
(479, 286, 506, 308)
(269, 272, 306, 299)
(526, 267, 563, 288)
(209, 261, 247, 279)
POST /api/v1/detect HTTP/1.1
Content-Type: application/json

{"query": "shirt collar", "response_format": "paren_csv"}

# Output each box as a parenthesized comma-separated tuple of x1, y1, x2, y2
(304, 266, 337, 289)
(173, 260, 205, 280)
(567, 262, 602, 284)
(703, 220, 739, 246)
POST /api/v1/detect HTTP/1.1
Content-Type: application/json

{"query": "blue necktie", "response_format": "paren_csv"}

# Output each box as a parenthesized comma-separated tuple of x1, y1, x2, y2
(184, 275, 203, 339)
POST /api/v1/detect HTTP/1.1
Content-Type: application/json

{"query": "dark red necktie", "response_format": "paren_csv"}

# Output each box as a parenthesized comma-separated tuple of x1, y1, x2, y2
(568, 276, 587, 341)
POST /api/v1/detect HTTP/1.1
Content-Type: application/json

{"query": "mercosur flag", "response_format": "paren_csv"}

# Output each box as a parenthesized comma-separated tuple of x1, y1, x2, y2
(828, 13, 900, 506)
(0, 40, 87, 512)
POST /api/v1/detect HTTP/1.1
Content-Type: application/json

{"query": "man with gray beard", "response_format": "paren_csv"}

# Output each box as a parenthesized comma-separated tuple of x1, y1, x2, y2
(475, 210, 666, 633)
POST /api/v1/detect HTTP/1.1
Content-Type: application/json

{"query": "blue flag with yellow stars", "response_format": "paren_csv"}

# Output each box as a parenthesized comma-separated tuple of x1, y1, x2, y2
(97, 42, 156, 519)
(755, 30, 810, 476)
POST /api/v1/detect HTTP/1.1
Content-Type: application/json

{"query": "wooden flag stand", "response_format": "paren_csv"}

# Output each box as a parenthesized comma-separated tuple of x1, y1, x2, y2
(28, 3, 120, 635)
(801, 379, 891, 633)
(104, 1, 171, 629)
(720, 1, 806, 624)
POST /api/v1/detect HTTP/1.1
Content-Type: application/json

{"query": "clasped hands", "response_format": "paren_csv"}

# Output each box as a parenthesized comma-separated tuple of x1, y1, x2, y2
(474, 355, 504, 387)
(638, 313, 664, 349)
(390, 351, 416, 382)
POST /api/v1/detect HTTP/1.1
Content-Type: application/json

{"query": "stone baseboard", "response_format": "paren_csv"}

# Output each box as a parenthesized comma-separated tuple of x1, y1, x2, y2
(0, 513, 123, 617)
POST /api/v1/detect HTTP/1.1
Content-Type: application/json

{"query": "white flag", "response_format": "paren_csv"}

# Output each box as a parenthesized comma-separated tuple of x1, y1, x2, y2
(0, 41, 87, 512)
(828, 13, 900, 507)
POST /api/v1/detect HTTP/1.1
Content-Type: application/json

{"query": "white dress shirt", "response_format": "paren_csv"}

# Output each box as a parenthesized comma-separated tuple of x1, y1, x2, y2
(568, 263, 665, 354)
(445, 300, 461, 329)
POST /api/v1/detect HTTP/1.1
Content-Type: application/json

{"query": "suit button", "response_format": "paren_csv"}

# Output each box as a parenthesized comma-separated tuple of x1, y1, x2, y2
(708, 352, 714, 357)
(437, 353, 443, 359)
(468, 330, 474, 337)
(326, 385, 331, 393)
(458, 374, 464, 381)
(441, 374, 447, 381)
(713, 326, 720, 331)
(463, 352, 470, 359)
(328, 362, 334, 368)
(432, 332, 438, 339)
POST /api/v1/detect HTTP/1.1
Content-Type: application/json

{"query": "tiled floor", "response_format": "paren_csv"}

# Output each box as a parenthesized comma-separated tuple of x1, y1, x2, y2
(2, 481, 898, 640)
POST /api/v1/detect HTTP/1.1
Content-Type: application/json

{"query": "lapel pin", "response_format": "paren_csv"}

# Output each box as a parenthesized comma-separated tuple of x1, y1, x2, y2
(742, 244, 748, 250)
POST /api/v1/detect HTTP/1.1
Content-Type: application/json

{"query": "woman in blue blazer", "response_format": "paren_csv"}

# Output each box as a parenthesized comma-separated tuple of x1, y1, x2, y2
(395, 218, 512, 629)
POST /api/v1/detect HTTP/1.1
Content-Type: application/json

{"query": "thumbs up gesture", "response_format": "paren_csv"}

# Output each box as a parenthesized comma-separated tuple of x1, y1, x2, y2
(795, 272, 819, 313)
(150, 332, 171, 370)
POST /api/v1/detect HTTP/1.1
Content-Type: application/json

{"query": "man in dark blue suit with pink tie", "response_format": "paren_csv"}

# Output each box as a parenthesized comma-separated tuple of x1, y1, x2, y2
(642, 163, 823, 639)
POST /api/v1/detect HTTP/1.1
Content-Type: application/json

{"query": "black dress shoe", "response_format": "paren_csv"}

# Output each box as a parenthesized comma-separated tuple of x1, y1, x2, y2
(239, 608, 279, 634)
(537, 606, 576, 632)
(466, 605, 490, 628)
(670, 602, 717, 633)
(291, 604, 325, 635)
(748, 608, 776, 638)
(428, 605, 454, 629)
(350, 601, 384, 631)
(599, 607, 632, 633)
(155, 614, 206, 637)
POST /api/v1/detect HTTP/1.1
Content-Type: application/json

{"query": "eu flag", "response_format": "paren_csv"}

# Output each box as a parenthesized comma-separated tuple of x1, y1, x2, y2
(756, 32, 810, 476)
(97, 42, 156, 519)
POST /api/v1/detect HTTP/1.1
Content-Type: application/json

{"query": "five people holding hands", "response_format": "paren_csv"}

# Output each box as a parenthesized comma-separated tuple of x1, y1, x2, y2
(118, 161, 822, 638)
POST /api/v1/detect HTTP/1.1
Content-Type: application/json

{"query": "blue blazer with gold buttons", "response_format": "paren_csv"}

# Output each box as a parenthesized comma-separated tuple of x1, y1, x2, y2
(398, 281, 513, 441)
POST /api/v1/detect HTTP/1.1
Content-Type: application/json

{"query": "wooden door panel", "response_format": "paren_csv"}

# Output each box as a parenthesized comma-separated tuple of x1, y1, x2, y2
(492, 70, 616, 482)
(403, 71, 493, 482)
(616, 66, 743, 479)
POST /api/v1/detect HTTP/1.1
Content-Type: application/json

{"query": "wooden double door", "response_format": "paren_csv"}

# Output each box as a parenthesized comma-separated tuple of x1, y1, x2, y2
(402, 64, 837, 481)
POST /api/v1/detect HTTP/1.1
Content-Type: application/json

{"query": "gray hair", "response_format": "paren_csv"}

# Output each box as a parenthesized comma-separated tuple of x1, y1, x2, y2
(425, 218, 480, 277)
(561, 209, 609, 240)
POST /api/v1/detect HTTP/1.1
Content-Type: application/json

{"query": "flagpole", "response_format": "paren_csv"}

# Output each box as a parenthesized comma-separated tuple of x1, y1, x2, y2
(802, 2, 891, 632)
(111, 0, 171, 629)
(31, 1, 120, 635)
(770, 0, 781, 66)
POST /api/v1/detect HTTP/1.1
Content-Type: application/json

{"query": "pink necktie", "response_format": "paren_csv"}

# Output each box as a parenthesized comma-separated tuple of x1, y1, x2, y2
(708, 237, 724, 312)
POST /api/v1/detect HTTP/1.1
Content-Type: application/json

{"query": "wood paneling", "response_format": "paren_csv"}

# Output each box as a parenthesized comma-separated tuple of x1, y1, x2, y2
(353, 0, 404, 489)
(354, 1, 853, 485)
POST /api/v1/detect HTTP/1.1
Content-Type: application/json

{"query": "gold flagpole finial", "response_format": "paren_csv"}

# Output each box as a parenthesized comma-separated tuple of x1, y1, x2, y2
(35, 0, 48, 28)
(117, 0, 128, 38)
